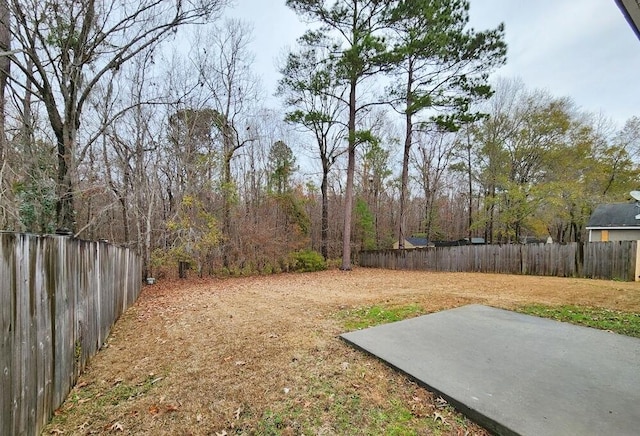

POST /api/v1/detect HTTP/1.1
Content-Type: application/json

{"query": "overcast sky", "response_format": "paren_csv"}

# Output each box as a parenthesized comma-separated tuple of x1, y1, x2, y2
(225, 0, 640, 127)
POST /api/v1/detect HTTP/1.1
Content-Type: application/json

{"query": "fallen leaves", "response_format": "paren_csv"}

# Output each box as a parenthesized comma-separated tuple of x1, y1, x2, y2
(165, 404, 180, 413)
(435, 396, 448, 409)
(149, 403, 180, 416)
(109, 422, 124, 432)
(434, 412, 447, 424)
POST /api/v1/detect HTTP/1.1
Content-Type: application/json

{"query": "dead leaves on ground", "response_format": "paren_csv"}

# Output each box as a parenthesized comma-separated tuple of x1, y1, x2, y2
(148, 403, 180, 416)
(108, 422, 124, 432)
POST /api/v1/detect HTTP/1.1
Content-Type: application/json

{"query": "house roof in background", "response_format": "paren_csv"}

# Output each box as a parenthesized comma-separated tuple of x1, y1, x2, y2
(615, 0, 640, 40)
(406, 237, 429, 247)
(586, 203, 640, 228)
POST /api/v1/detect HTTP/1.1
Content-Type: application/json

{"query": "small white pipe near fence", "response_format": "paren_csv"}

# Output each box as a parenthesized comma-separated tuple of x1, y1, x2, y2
(0, 233, 142, 436)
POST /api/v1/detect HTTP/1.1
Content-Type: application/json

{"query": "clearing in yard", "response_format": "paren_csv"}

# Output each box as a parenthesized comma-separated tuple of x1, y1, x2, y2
(43, 269, 640, 435)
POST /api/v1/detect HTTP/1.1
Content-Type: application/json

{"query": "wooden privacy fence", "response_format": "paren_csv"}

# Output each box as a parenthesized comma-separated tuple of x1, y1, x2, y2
(1, 233, 141, 436)
(359, 241, 640, 281)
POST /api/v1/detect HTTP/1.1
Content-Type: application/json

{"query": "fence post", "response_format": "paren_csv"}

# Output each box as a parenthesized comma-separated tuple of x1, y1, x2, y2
(635, 241, 640, 282)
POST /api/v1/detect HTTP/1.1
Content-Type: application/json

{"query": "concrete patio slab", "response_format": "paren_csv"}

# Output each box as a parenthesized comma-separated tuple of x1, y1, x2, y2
(340, 304, 640, 436)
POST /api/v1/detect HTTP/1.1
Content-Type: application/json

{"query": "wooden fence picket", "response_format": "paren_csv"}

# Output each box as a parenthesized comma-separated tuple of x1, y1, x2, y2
(359, 241, 637, 282)
(0, 233, 141, 436)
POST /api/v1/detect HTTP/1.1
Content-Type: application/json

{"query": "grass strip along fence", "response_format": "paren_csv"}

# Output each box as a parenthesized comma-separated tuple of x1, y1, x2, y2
(0, 232, 141, 436)
(359, 241, 640, 281)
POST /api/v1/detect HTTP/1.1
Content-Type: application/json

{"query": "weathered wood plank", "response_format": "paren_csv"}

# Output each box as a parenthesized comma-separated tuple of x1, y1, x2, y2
(360, 241, 637, 281)
(1, 233, 141, 436)
(1, 234, 15, 436)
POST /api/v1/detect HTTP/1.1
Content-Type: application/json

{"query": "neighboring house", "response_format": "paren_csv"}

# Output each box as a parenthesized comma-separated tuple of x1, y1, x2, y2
(586, 203, 640, 242)
(393, 236, 485, 249)
(615, 0, 640, 40)
(433, 237, 485, 247)
(393, 237, 430, 249)
(466, 237, 486, 245)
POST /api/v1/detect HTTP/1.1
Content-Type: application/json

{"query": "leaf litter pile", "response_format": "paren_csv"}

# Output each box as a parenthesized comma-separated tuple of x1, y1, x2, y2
(45, 269, 640, 435)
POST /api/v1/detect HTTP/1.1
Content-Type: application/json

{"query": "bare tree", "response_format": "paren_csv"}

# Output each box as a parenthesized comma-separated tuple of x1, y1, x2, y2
(8, 0, 226, 231)
(0, 0, 9, 161)
(190, 19, 259, 266)
(0, 0, 11, 227)
(412, 129, 457, 241)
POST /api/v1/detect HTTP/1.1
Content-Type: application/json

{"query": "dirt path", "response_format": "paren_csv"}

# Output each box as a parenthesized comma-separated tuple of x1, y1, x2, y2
(44, 269, 640, 435)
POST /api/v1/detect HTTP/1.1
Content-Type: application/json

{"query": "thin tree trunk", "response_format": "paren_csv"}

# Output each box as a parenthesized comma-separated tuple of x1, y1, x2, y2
(0, 0, 9, 163)
(341, 77, 357, 270)
(397, 60, 414, 249)
(466, 142, 473, 239)
(222, 152, 232, 268)
(321, 163, 329, 260)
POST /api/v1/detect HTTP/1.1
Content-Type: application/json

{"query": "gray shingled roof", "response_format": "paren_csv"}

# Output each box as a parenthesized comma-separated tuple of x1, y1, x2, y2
(406, 237, 429, 247)
(586, 203, 640, 228)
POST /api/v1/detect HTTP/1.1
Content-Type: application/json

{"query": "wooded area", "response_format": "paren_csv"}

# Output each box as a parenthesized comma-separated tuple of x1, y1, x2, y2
(359, 241, 639, 281)
(0, 1, 638, 277)
(0, 232, 141, 436)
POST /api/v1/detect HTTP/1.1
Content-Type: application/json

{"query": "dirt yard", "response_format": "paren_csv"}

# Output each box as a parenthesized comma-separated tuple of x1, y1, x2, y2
(44, 268, 640, 435)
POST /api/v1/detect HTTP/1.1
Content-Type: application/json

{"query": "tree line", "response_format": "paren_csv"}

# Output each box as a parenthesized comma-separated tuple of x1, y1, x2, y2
(0, 0, 637, 278)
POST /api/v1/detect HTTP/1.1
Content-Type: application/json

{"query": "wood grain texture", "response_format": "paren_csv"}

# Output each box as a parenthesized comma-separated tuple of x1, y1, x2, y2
(0, 233, 141, 436)
(360, 241, 637, 281)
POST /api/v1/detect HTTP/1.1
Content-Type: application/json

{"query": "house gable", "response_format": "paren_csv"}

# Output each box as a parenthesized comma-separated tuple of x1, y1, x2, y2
(586, 203, 640, 229)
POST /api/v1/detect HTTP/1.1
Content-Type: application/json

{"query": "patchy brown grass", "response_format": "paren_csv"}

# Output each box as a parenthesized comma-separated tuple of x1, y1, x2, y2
(44, 268, 640, 435)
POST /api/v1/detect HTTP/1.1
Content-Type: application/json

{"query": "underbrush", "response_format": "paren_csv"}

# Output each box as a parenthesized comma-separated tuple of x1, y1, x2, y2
(149, 249, 327, 279)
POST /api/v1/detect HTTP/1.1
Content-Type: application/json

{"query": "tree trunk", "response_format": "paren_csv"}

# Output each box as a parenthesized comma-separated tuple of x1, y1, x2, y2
(424, 193, 435, 241)
(341, 78, 357, 270)
(222, 152, 233, 268)
(0, 0, 9, 163)
(397, 59, 414, 250)
(55, 131, 76, 232)
(321, 160, 329, 260)
(466, 143, 473, 239)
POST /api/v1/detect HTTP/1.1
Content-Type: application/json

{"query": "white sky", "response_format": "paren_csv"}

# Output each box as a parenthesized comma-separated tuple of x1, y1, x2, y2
(225, 0, 640, 127)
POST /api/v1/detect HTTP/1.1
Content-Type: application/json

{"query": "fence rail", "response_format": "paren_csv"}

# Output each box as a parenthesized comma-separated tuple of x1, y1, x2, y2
(359, 241, 639, 281)
(1, 233, 141, 436)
